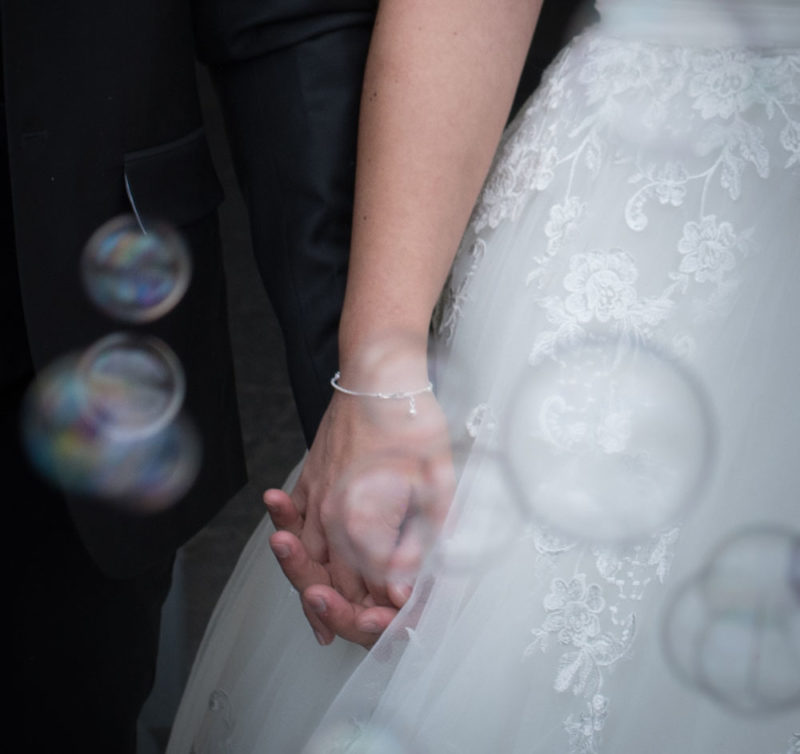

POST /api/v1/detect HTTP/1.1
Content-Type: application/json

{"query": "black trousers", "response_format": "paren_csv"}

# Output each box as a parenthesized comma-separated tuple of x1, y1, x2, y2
(209, 24, 372, 445)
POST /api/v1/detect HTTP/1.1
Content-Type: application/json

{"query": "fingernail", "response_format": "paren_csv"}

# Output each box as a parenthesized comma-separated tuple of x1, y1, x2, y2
(309, 596, 327, 615)
(313, 630, 327, 646)
(272, 543, 290, 559)
(360, 621, 381, 634)
(391, 580, 413, 602)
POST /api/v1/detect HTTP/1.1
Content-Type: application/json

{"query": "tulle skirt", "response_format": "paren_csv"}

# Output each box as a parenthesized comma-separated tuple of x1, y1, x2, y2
(168, 19, 800, 754)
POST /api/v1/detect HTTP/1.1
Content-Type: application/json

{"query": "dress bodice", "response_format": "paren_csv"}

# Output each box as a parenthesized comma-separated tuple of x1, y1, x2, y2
(595, 0, 800, 47)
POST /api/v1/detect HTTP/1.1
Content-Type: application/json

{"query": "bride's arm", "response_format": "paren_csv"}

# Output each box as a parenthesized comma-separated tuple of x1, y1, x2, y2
(340, 0, 542, 369)
(267, 0, 542, 647)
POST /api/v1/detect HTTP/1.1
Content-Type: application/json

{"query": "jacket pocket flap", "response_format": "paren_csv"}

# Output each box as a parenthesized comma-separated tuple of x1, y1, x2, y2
(124, 128, 224, 230)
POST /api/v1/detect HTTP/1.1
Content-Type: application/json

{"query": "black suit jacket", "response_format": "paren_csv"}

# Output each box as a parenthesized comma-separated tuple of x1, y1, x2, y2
(2, 0, 247, 577)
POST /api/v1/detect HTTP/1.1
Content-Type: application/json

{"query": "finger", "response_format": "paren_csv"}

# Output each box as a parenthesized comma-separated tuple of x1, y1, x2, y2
(333, 479, 411, 607)
(363, 576, 393, 608)
(303, 585, 397, 649)
(264, 489, 303, 537)
(387, 576, 415, 608)
(383, 514, 430, 607)
(301, 597, 336, 647)
(269, 531, 332, 594)
(355, 604, 398, 637)
(327, 554, 373, 604)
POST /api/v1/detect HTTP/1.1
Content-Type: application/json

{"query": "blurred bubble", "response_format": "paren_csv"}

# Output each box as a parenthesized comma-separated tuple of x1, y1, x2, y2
(78, 332, 185, 439)
(81, 214, 191, 323)
(306, 718, 421, 754)
(324, 446, 452, 591)
(503, 335, 716, 542)
(662, 526, 800, 715)
(22, 347, 200, 512)
(430, 439, 527, 573)
(325, 436, 526, 588)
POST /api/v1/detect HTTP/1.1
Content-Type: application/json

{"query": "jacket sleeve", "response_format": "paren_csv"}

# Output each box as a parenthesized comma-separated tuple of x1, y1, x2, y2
(191, 0, 378, 64)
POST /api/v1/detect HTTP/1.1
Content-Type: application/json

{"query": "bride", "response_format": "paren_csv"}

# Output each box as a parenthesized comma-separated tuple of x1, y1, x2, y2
(168, 1, 800, 752)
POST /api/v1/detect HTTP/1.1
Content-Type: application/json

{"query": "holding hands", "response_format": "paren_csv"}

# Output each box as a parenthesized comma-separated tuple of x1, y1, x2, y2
(264, 0, 539, 648)
(265, 339, 453, 648)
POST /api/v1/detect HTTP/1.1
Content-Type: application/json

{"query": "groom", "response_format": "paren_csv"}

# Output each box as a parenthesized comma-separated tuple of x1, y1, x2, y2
(4, 0, 376, 751)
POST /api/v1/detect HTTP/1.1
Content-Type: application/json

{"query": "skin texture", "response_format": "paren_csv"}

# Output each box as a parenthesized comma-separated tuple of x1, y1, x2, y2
(266, 0, 543, 647)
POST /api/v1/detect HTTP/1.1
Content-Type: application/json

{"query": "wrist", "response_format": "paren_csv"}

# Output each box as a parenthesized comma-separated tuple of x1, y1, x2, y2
(330, 370, 433, 417)
(336, 327, 431, 395)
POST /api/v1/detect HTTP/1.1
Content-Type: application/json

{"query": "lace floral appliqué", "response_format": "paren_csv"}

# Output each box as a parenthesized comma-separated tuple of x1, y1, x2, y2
(524, 526, 678, 753)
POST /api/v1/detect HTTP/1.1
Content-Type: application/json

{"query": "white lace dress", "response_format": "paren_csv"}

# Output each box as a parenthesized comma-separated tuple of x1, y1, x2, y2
(168, 2, 800, 752)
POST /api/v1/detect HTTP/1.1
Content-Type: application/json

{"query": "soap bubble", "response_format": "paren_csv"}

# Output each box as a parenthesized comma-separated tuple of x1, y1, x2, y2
(325, 435, 526, 588)
(81, 214, 191, 323)
(324, 445, 453, 592)
(662, 526, 800, 715)
(21, 338, 200, 512)
(78, 332, 185, 439)
(431, 439, 527, 573)
(306, 718, 422, 754)
(503, 335, 716, 542)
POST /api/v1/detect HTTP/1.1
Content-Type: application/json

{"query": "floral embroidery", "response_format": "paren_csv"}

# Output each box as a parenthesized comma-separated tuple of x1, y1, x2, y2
(652, 162, 689, 207)
(689, 50, 759, 120)
(546, 196, 585, 252)
(564, 694, 609, 754)
(523, 525, 675, 754)
(465, 402, 496, 438)
(528, 573, 636, 694)
(543, 574, 606, 646)
(563, 250, 639, 324)
(434, 238, 486, 344)
(593, 528, 680, 603)
(529, 248, 674, 364)
(433, 38, 798, 353)
(428, 30, 798, 754)
(677, 215, 738, 283)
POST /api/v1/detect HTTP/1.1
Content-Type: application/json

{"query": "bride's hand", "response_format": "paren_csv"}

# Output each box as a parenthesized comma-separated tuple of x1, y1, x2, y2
(265, 386, 454, 648)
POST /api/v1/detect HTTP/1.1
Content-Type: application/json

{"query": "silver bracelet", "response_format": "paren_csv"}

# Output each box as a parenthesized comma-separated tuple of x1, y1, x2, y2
(330, 370, 433, 417)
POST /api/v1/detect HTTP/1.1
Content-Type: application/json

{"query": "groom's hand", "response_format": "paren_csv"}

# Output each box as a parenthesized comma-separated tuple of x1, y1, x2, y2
(266, 493, 398, 648)
(263, 391, 404, 648)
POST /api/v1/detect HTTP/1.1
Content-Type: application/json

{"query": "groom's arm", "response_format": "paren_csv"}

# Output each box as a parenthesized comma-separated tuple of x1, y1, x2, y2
(191, 0, 378, 445)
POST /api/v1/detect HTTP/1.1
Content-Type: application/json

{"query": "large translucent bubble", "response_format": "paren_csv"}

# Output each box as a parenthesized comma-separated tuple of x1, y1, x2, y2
(502, 335, 716, 542)
(662, 526, 800, 715)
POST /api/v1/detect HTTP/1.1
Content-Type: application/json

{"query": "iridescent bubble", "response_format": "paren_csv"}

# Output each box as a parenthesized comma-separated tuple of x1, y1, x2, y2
(22, 347, 200, 512)
(306, 718, 420, 754)
(502, 335, 716, 542)
(662, 526, 800, 715)
(78, 332, 185, 439)
(81, 214, 191, 323)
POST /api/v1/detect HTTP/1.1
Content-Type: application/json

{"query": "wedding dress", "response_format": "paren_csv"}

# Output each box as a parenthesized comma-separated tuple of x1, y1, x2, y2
(168, 2, 800, 752)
